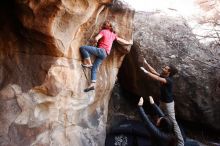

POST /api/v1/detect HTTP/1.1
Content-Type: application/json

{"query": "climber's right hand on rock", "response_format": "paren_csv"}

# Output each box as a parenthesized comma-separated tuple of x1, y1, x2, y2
(140, 67, 149, 74)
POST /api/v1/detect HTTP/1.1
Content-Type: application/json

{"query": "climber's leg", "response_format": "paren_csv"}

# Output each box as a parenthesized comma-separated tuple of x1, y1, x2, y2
(80, 46, 94, 67)
(84, 48, 107, 92)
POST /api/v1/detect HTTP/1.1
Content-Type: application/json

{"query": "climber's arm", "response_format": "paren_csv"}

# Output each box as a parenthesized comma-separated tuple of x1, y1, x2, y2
(95, 34, 103, 42)
(116, 37, 133, 45)
(140, 67, 167, 84)
(143, 59, 160, 76)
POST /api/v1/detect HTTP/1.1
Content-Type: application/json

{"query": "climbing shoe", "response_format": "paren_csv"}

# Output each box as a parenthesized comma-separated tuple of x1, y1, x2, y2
(81, 64, 93, 68)
(84, 86, 95, 92)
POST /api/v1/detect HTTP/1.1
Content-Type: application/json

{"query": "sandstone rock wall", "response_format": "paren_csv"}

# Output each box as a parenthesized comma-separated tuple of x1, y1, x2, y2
(0, 0, 133, 146)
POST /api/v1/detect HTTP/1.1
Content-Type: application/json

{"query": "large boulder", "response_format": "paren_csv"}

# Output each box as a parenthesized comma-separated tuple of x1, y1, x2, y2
(0, 0, 133, 145)
(118, 10, 220, 130)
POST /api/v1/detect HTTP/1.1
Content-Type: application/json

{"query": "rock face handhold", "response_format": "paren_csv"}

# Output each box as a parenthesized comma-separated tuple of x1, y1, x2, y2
(0, 0, 133, 146)
(119, 11, 220, 130)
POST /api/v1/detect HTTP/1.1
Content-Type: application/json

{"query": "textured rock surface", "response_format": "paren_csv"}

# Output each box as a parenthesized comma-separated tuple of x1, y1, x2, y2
(0, 0, 133, 146)
(118, 11, 220, 130)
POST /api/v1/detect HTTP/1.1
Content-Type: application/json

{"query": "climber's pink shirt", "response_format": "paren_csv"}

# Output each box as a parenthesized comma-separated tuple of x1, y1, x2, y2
(98, 29, 117, 54)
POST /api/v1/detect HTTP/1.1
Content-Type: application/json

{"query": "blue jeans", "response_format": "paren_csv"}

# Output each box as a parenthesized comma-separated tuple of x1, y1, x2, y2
(80, 45, 107, 82)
